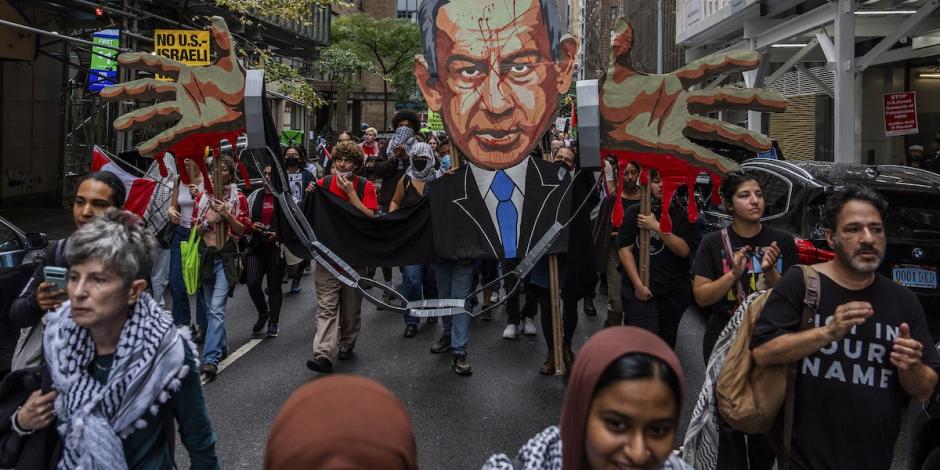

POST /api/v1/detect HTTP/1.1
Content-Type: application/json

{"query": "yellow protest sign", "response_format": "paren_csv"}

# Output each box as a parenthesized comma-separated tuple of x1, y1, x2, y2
(426, 109, 443, 131)
(153, 29, 210, 80)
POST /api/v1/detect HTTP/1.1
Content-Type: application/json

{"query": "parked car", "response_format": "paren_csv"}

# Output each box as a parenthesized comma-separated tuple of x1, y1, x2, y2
(695, 160, 940, 470)
(0, 216, 48, 376)
(911, 343, 940, 470)
(698, 159, 940, 340)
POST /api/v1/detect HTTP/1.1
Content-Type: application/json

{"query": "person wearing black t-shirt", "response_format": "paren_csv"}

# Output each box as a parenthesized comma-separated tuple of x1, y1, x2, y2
(604, 160, 642, 328)
(692, 170, 796, 470)
(752, 186, 939, 470)
(617, 168, 699, 348)
(692, 171, 798, 362)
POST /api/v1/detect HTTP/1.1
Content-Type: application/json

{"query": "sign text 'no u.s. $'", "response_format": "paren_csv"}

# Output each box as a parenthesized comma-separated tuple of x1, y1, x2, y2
(153, 29, 210, 81)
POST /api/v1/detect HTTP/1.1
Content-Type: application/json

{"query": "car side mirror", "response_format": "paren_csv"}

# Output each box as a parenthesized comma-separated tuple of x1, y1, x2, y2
(24, 232, 48, 250)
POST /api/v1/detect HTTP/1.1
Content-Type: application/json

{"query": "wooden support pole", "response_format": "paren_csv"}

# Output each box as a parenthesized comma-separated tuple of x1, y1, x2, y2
(638, 181, 651, 287)
(211, 147, 226, 248)
(548, 254, 565, 376)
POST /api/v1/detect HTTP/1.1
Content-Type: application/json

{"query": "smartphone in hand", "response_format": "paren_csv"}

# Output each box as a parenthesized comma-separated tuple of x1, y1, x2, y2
(43, 266, 68, 291)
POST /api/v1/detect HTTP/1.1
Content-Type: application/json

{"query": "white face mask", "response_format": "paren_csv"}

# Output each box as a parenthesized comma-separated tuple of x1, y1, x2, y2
(336, 170, 353, 178)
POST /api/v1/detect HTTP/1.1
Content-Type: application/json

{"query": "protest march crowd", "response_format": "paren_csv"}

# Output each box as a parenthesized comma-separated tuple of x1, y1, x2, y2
(0, 0, 938, 468)
(1, 118, 937, 470)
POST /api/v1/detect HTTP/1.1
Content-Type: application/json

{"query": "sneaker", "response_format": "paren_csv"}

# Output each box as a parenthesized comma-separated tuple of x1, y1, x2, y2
(306, 356, 333, 373)
(338, 344, 354, 360)
(290, 279, 302, 294)
(252, 315, 269, 335)
(430, 335, 452, 354)
(522, 317, 538, 336)
(584, 300, 597, 316)
(451, 354, 472, 376)
(479, 310, 493, 321)
(539, 352, 555, 375)
(200, 362, 218, 379)
(266, 323, 279, 338)
(403, 324, 418, 338)
(502, 323, 518, 340)
(489, 291, 499, 303)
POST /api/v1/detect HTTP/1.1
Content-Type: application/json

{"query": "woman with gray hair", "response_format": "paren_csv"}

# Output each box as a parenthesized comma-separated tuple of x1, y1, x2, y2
(15, 209, 219, 469)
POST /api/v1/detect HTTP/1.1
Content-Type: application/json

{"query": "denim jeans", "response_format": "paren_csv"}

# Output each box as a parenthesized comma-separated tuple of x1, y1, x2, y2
(150, 247, 170, 308)
(169, 225, 206, 328)
(201, 258, 229, 365)
(435, 261, 474, 356)
(402, 265, 424, 326)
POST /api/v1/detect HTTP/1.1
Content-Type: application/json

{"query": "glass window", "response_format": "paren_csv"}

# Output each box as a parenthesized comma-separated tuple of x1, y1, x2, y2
(748, 168, 791, 219)
(0, 223, 20, 252)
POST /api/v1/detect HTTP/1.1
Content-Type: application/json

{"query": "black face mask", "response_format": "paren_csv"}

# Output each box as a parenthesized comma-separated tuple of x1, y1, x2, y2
(412, 158, 429, 171)
(285, 157, 300, 168)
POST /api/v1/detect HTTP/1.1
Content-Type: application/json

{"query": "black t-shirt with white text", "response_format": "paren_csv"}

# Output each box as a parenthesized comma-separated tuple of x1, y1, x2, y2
(751, 267, 940, 470)
(618, 202, 700, 297)
(692, 225, 798, 316)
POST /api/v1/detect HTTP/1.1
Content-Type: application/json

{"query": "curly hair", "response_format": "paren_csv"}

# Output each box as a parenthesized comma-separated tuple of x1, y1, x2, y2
(332, 141, 365, 169)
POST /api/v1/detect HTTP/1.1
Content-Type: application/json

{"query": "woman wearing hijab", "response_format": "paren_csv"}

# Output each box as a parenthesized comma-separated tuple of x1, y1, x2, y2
(264, 375, 418, 470)
(390, 142, 439, 337)
(21, 209, 218, 469)
(483, 327, 693, 470)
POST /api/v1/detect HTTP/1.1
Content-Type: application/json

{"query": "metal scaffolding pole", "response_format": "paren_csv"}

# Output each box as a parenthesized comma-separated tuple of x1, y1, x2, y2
(834, 0, 857, 163)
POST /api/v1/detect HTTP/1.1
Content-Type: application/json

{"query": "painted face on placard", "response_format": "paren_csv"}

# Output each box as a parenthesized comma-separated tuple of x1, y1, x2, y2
(415, 0, 579, 170)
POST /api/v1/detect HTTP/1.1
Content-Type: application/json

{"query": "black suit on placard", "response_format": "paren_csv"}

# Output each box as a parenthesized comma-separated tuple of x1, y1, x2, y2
(429, 156, 571, 261)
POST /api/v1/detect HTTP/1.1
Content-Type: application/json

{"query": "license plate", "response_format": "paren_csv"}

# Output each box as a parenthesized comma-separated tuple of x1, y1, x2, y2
(893, 265, 938, 289)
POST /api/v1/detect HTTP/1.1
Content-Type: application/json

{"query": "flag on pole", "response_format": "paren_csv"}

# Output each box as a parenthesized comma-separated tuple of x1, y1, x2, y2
(91, 146, 157, 217)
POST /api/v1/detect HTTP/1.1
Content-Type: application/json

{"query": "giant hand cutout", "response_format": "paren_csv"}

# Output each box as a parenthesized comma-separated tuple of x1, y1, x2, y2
(100, 16, 246, 158)
(599, 18, 788, 232)
(601, 19, 787, 175)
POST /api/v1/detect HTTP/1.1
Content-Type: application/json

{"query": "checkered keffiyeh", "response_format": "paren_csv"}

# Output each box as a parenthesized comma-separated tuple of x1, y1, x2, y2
(143, 154, 178, 234)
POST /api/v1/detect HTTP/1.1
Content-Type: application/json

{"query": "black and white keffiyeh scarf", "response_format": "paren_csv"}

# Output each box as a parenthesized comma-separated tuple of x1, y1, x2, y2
(43, 292, 194, 470)
(406, 142, 437, 182)
(482, 425, 696, 470)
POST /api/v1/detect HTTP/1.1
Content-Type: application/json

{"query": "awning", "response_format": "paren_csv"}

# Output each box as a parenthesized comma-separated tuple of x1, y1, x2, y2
(266, 89, 307, 107)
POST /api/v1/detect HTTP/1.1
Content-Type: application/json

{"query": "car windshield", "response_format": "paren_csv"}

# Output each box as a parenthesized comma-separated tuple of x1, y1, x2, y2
(0, 222, 21, 253)
(881, 191, 940, 240)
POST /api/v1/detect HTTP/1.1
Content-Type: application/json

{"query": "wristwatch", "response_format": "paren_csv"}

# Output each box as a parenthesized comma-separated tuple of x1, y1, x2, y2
(11, 407, 35, 436)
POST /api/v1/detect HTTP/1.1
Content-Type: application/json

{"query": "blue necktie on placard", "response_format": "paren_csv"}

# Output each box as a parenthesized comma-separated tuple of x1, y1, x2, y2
(490, 170, 518, 258)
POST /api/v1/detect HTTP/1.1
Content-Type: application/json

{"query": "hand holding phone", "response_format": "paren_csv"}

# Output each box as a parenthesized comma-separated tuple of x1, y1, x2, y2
(38, 266, 68, 311)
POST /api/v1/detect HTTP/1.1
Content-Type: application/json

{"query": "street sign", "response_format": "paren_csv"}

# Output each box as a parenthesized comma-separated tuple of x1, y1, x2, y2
(153, 29, 210, 80)
(88, 29, 119, 92)
(883, 92, 919, 137)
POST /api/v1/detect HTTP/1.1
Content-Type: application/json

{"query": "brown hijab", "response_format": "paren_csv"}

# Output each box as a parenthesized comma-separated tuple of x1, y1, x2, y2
(559, 326, 685, 470)
(265, 375, 419, 470)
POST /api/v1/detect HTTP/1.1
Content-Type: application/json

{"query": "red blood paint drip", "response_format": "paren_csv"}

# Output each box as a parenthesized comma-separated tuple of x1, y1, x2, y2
(156, 158, 168, 179)
(237, 160, 252, 190)
(602, 149, 724, 234)
(166, 129, 245, 195)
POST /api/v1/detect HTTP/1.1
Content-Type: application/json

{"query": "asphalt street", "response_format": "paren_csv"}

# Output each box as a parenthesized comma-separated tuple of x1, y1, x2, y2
(0, 209, 912, 469)
(174, 267, 914, 470)
(165, 267, 703, 470)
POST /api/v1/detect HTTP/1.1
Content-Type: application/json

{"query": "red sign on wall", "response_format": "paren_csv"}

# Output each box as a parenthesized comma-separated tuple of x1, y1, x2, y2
(883, 92, 919, 137)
